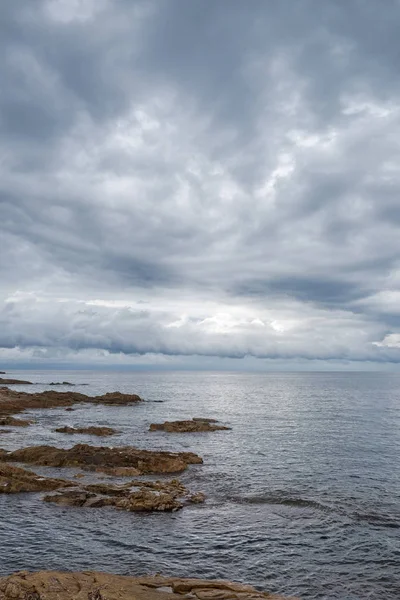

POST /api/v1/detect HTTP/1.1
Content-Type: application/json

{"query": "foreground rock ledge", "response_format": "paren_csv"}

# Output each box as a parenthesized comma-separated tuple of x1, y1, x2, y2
(0, 572, 299, 600)
(0, 443, 203, 475)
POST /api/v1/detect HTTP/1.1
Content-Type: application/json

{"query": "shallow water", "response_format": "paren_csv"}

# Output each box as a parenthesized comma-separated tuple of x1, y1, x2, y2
(0, 370, 399, 599)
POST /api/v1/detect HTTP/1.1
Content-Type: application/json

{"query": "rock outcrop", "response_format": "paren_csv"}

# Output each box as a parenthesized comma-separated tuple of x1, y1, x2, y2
(0, 571, 298, 600)
(0, 378, 32, 385)
(45, 478, 204, 512)
(0, 387, 142, 417)
(0, 416, 33, 427)
(150, 419, 231, 433)
(1, 443, 203, 474)
(0, 462, 75, 494)
(54, 426, 118, 437)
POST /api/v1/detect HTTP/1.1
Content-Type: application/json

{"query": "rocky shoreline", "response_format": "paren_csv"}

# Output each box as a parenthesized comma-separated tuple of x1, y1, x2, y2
(0, 571, 299, 600)
(0, 380, 297, 598)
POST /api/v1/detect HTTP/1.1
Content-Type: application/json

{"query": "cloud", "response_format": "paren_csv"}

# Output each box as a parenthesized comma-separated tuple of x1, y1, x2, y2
(1, 0, 400, 368)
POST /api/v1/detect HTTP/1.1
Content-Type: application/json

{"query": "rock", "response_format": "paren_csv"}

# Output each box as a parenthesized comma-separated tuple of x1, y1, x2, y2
(48, 382, 75, 386)
(0, 378, 32, 385)
(65, 407, 75, 411)
(0, 429, 12, 434)
(45, 478, 204, 513)
(92, 466, 142, 477)
(55, 426, 118, 437)
(0, 416, 33, 427)
(2, 443, 203, 475)
(192, 417, 219, 423)
(188, 492, 206, 504)
(0, 572, 299, 600)
(0, 387, 143, 417)
(0, 462, 75, 494)
(150, 420, 231, 433)
(0, 372, 5, 374)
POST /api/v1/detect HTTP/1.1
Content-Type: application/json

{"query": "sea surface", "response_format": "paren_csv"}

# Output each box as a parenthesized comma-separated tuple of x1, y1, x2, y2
(0, 370, 399, 600)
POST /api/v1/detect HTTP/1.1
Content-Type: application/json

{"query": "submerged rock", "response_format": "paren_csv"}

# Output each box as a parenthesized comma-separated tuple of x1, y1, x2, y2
(150, 419, 231, 433)
(1, 443, 203, 474)
(55, 426, 118, 437)
(0, 571, 298, 600)
(0, 462, 75, 494)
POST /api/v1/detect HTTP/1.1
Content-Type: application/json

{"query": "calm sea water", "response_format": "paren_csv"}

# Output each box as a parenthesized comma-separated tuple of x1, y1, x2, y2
(0, 370, 399, 600)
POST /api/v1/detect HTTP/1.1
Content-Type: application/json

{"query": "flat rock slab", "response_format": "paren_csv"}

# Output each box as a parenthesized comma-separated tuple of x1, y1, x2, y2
(45, 479, 205, 512)
(0, 462, 75, 494)
(0, 443, 203, 475)
(0, 416, 33, 427)
(150, 420, 231, 433)
(0, 387, 143, 417)
(0, 378, 32, 385)
(55, 426, 118, 437)
(0, 572, 299, 600)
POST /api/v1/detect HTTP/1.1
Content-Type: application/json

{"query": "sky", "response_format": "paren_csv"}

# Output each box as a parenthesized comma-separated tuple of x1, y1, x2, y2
(1, 0, 400, 371)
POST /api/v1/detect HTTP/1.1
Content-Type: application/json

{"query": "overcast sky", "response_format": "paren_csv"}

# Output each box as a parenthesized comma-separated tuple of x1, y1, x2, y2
(2, 0, 400, 370)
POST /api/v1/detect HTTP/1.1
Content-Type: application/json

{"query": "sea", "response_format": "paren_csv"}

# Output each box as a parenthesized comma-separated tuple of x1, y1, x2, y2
(0, 370, 399, 600)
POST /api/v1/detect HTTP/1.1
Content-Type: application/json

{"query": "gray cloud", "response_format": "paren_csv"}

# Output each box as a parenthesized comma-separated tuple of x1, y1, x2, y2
(2, 0, 400, 368)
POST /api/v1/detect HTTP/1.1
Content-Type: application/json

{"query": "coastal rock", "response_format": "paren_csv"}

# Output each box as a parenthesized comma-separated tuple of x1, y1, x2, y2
(43, 478, 200, 512)
(49, 381, 75, 386)
(45, 478, 203, 512)
(55, 426, 118, 437)
(0, 416, 33, 427)
(150, 419, 231, 433)
(0, 572, 298, 600)
(0, 378, 32, 385)
(2, 443, 203, 474)
(0, 462, 75, 494)
(0, 387, 143, 417)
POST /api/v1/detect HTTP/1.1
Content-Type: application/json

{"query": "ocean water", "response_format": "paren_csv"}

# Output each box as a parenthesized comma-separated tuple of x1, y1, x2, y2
(0, 370, 399, 600)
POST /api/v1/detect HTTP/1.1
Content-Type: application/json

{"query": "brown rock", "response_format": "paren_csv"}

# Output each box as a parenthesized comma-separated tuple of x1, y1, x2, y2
(45, 478, 204, 513)
(2, 443, 202, 475)
(0, 387, 142, 418)
(55, 426, 118, 437)
(150, 420, 231, 433)
(0, 378, 32, 385)
(0, 462, 75, 494)
(0, 572, 299, 600)
(0, 416, 33, 427)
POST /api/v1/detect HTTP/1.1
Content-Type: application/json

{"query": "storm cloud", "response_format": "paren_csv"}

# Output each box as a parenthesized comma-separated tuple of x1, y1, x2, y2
(1, 0, 400, 368)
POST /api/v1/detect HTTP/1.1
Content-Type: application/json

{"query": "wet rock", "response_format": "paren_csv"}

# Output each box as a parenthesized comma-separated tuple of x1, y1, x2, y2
(0, 462, 75, 494)
(0, 429, 12, 434)
(2, 443, 203, 474)
(45, 478, 204, 513)
(0, 572, 298, 600)
(0, 378, 32, 385)
(0, 387, 143, 417)
(0, 416, 33, 427)
(48, 381, 75, 386)
(188, 492, 207, 503)
(55, 426, 118, 437)
(150, 420, 231, 433)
